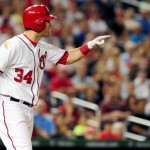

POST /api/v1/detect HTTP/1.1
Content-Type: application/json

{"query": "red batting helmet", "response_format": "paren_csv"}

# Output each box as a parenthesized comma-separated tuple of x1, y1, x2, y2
(22, 5, 57, 32)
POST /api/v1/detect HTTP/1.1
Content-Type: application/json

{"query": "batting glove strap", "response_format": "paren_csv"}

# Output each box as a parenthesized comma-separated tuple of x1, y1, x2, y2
(79, 43, 91, 55)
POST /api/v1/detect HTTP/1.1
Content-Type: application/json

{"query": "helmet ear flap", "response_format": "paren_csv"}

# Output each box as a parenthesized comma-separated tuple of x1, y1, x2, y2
(34, 18, 46, 31)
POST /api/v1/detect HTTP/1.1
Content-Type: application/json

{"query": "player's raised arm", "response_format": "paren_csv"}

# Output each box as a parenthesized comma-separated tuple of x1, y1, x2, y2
(66, 35, 111, 64)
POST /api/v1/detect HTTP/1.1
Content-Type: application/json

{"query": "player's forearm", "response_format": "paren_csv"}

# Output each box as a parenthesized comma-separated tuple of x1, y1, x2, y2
(66, 42, 94, 64)
(66, 48, 86, 64)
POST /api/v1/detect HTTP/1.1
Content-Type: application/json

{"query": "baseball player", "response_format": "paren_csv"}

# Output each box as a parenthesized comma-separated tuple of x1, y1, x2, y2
(0, 4, 110, 150)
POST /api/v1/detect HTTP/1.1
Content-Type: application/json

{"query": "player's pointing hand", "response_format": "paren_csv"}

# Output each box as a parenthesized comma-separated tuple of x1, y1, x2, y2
(87, 35, 111, 49)
(78, 35, 111, 57)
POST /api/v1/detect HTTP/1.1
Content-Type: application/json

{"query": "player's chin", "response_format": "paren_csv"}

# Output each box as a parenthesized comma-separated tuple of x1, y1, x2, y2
(43, 32, 51, 37)
(48, 30, 52, 36)
(47, 29, 52, 35)
(42, 29, 51, 37)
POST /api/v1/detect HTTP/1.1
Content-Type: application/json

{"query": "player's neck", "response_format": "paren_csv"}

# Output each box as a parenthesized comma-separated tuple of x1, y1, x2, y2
(23, 30, 41, 43)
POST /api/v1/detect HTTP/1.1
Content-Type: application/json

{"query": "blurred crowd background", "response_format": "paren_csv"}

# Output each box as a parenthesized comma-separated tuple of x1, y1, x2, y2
(0, 0, 150, 142)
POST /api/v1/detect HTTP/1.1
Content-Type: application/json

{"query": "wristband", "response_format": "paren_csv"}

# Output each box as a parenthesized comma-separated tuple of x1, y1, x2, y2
(79, 43, 91, 55)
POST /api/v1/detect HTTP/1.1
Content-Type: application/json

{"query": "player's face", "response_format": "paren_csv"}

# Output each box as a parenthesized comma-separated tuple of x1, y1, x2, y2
(41, 20, 53, 37)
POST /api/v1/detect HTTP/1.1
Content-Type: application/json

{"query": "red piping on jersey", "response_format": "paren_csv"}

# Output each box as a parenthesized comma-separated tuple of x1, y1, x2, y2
(35, 48, 41, 106)
(2, 101, 16, 150)
(0, 70, 3, 73)
(17, 36, 36, 106)
(23, 34, 37, 46)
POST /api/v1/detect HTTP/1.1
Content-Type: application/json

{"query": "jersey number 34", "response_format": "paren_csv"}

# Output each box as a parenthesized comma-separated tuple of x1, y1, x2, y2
(14, 68, 32, 84)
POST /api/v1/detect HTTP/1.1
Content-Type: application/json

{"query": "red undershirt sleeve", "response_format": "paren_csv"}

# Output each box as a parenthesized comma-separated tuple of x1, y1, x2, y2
(56, 51, 69, 65)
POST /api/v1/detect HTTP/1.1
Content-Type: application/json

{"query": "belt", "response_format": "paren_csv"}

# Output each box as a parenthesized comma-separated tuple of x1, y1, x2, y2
(10, 97, 33, 108)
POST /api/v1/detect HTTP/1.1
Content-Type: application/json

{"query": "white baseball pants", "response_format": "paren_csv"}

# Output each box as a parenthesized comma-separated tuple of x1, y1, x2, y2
(0, 98, 34, 150)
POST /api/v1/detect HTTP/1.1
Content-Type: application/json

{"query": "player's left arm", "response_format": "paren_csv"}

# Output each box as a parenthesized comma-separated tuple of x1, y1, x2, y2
(66, 35, 110, 65)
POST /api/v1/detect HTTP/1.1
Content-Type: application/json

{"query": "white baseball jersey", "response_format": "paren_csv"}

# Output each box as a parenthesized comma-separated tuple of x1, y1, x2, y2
(0, 34, 66, 106)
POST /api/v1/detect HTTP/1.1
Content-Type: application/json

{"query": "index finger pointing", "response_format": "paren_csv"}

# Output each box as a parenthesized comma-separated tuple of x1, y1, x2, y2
(100, 35, 111, 39)
(96, 35, 111, 41)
